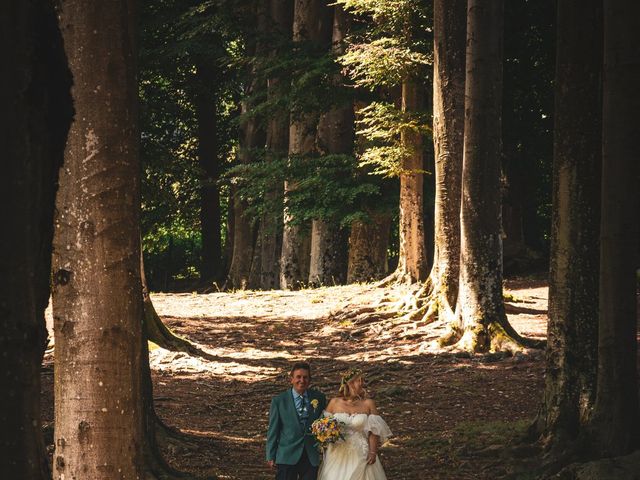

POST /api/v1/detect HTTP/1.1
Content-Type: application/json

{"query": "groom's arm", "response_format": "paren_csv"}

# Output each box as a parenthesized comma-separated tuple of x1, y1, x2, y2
(266, 397, 281, 464)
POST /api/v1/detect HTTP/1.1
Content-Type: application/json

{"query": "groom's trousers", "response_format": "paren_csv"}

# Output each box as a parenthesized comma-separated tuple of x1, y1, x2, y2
(276, 450, 318, 480)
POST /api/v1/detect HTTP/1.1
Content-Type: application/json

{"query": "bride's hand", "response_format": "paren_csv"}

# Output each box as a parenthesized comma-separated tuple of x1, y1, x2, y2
(366, 450, 377, 465)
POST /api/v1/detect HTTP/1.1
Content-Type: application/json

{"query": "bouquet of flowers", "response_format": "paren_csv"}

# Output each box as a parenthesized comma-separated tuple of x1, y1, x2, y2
(310, 415, 345, 450)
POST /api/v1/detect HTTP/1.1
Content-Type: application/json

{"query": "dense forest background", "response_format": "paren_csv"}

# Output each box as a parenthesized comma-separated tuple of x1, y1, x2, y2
(139, 0, 554, 291)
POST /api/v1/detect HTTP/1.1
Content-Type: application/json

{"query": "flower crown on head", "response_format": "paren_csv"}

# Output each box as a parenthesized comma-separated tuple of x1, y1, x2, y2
(338, 368, 363, 394)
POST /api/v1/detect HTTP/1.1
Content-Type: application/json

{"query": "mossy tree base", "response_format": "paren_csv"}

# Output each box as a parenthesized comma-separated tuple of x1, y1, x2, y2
(439, 313, 544, 354)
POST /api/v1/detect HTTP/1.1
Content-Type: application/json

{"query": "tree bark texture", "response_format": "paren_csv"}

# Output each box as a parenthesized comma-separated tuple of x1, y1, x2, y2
(536, 0, 602, 447)
(228, 1, 267, 290)
(309, 221, 348, 286)
(0, 1, 72, 477)
(258, 0, 293, 290)
(347, 213, 392, 283)
(53, 1, 144, 478)
(450, 0, 521, 352)
(195, 61, 223, 284)
(309, 4, 352, 286)
(395, 79, 428, 283)
(588, 0, 640, 456)
(280, 0, 333, 289)
(429, 0, 466, 315)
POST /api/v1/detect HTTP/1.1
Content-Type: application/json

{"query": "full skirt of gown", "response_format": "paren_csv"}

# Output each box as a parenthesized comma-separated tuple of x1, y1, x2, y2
(317, 413, 392, 480)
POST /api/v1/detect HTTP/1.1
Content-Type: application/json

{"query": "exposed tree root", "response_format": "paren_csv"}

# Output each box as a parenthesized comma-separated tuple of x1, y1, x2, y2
(143, 297, 211, 357)
(438, 312, 545, 354)
(332, 275, 546, 355)
(375, 269, 420, 288)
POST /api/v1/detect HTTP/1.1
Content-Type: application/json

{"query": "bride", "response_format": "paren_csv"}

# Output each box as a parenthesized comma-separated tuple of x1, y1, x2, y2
(318, 368, 392, 480)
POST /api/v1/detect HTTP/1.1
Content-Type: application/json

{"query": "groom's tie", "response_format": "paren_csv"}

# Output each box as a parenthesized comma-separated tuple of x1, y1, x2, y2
(296, 394, 308, 426)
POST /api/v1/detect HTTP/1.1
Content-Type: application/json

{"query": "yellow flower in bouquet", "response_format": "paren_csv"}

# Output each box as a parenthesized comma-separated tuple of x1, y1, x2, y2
(311, 416, 345, 450)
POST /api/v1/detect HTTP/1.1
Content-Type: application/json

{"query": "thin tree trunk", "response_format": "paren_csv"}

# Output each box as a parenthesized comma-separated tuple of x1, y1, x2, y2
(427, 0, 466, 318)
(195, 62, 222, 285)
(534, 0, 602, 449)
(309, 4, 352, 286)
(0, 1, 72, 477)
(445, 0, 529, 352)
(258, 0, 293, 290)
(347, 213, 392, 283)
(280, 0, 333, 289)
(52, 1, 144, 477)
(588, 0, 640, 456)
(393, 79, 428, 283)
(228, 3, 267, 289)
(248, 225, 262, 288)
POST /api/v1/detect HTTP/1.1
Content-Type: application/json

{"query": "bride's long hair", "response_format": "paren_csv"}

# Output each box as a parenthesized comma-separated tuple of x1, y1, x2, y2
(338, 368, 368, 400)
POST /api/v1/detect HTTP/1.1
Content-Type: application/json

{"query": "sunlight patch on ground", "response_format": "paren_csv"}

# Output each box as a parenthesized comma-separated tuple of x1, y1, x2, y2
(178, 429, 263, 444)
(149, 348, 279, 381)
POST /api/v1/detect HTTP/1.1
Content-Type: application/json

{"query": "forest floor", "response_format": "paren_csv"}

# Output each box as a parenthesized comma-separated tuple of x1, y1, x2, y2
(42, 276, 549, 480)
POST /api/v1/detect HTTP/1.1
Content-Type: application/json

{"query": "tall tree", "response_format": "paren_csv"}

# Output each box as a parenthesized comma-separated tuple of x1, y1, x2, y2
(256, 0, 293, 289)
(0, 1, 72, 477)
(421, 0, 466, 320)
(394, 76, 428, 284)
(335, 0, 431, 286)
(308, 4, 353, 286)
(443, 0, 527, 351)
(195, 60, 224, 284)
(588, 0, 640, 457)
(280, 0, 333, 289)
(534, 0, 602, 449)
(52, 0, 144, 477)
(227, 1, 268, 289)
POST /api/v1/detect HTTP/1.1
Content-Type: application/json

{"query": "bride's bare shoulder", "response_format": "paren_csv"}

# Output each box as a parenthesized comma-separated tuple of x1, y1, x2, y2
(364, 398, 378, 414)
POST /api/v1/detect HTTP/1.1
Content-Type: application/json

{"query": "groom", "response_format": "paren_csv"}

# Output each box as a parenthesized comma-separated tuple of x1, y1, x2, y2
(266, 362, 327, 480)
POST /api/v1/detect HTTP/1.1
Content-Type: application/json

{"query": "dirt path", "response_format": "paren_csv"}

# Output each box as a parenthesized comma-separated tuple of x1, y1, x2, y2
(142, 278, 548, 479)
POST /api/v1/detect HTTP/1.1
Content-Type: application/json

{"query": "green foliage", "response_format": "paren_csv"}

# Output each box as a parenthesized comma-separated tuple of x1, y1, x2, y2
(334, 0, 432, 179)
(356, 102, 431, 177)
(336, 0, 429, 35)
(225, 151, 390, 229)
(340, 37, 431, 89)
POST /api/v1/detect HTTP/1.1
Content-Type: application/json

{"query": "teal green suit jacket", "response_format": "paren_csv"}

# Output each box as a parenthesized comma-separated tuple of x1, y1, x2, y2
(266, 388, 327, 466)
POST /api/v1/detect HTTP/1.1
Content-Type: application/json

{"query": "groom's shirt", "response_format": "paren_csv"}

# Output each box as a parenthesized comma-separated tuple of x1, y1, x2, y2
(291, 388, 309, 426)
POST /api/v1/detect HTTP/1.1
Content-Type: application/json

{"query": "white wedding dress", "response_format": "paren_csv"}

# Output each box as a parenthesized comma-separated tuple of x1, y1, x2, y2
(317, 412, 392, 480)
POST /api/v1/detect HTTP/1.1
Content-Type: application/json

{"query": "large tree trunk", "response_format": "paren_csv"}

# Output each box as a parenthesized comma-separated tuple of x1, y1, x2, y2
(347, 213, 392, 283)
(0, 2, 72, 477)
(228, 2, 267, 290)
(588, 0, 640, 456)
(534, 0, 602, 449)
(309, 222, 348, 286)
(52, 1, 145, 478)
(309, 4, 352, 286)
(258, 0, 293, 290)
(280, 0, 333, 289)
(392, 79, 428, 284)
(426, 0, 466, 318)
(445, 0, 526, 352)
(195, 62, 223, 285)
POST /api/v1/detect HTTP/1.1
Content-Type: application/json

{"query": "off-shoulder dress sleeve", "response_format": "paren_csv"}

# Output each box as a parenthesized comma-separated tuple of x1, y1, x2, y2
(365, 414, 392, 443)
